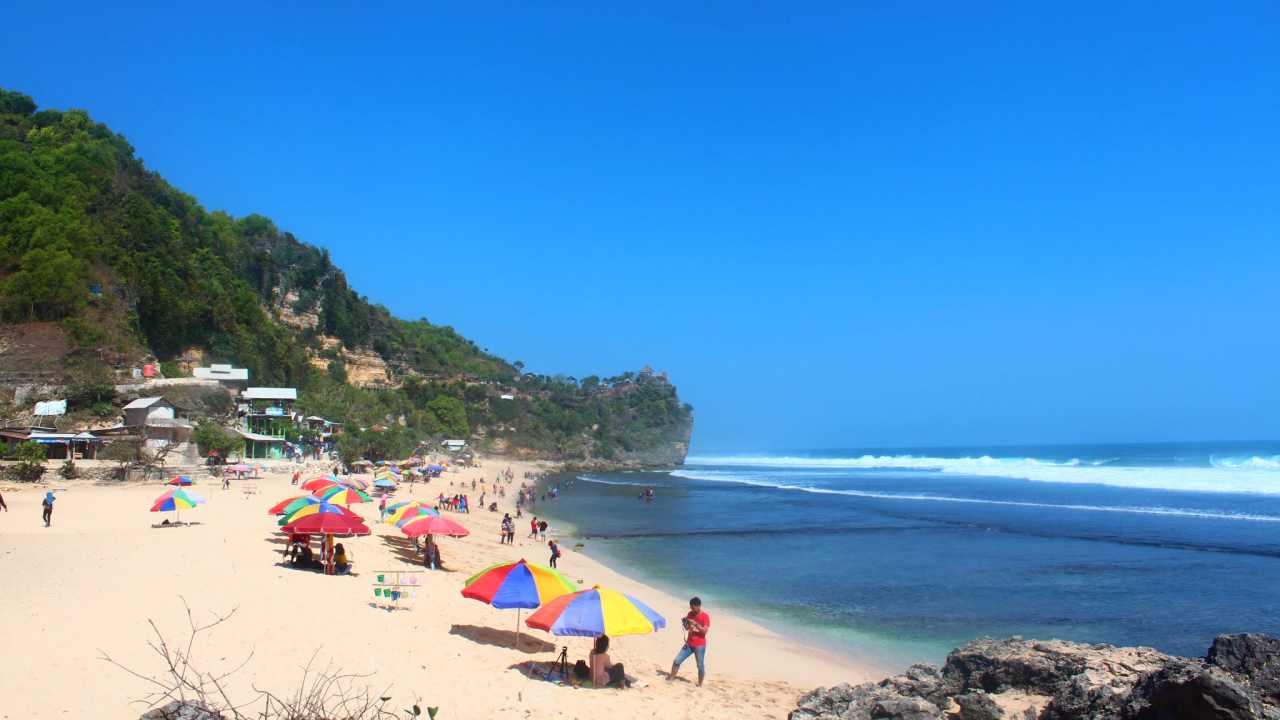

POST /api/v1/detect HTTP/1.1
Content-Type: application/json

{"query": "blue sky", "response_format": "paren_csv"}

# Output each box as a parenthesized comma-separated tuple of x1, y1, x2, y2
(4, 3, 1278, 451)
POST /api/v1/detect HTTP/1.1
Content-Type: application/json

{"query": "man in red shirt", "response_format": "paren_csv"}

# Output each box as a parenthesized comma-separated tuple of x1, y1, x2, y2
(669, 596, 710, 686)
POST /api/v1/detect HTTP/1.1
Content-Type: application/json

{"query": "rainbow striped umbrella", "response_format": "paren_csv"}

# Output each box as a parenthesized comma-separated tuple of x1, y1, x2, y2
(385, 501, 438, 525)
(151, 488, 206, 523)
(278, 499, 362, 526)
(281, 506, 370, 536)
(338, 475, 368, 490)
(461, 559, 578, 646)
(267, 495, 311, 515)
(167, 475, 194, 486)
(318, 486, 372, 505)
(526, 586, 666, 638)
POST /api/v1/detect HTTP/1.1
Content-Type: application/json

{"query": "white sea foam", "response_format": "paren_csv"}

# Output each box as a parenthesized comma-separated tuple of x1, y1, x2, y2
(683, 454, 1280, 495)
(578, 475, 648, 487)
(669, 468, 1280, 522)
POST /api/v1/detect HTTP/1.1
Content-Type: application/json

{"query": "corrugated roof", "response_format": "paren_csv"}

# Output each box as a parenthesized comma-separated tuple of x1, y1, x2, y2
(242, 387, 297, 401)
(122, 397, 168, 410)
(236, 428, 286, 442)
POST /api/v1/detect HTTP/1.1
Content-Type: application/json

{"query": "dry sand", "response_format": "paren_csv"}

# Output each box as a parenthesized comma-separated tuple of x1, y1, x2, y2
(0, 458, 882, 719)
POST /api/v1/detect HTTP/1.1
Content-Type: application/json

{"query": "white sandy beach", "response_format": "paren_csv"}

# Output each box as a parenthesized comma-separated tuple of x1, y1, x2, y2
(0, 457, 881, 719)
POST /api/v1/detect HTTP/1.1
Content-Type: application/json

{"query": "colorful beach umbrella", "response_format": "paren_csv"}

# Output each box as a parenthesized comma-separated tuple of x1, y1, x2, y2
(278, 499, 362, 526)
(526, 586, 666, 638)
(318, 486, 372, 505)
(151, 488, 206, 523)
(302, 478, 340, 492)
(338, 476, 368, 490)
(398, 514, 468, 538)
(282, 513, 370, 536)
(167, 475, 194, 486)
(385, 501, 437, 525)
(373, 478, 397, 489)
(461, 559, 578, 646)
(229, 463, 252, 473)
(268, 495, 311, 515)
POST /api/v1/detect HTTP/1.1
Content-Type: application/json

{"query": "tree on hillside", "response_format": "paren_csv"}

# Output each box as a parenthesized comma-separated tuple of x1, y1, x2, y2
(1, 246, 89, 320)
(426, 396, 468, 438)
(193, 421, 244, 460)
(0, 88, 35, 115)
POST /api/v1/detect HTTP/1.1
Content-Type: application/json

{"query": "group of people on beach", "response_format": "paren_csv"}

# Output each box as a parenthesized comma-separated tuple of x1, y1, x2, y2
(284, 533, 352, 574)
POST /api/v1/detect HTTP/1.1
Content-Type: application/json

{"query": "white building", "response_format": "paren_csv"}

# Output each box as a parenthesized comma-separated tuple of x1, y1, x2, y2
(193, 364, 249, 388)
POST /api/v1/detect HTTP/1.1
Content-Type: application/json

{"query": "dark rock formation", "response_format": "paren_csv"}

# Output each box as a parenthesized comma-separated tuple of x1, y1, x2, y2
(790, 635, 1280, 720)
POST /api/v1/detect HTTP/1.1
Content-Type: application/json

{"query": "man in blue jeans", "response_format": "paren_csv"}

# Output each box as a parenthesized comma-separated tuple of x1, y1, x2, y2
(670, 596, 710, 686)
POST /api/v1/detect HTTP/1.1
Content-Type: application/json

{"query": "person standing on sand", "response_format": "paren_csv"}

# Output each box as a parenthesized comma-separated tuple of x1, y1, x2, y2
(670, 597, 710, 687)
(548, 539, 561, 568)
(41, 491, 55, 527)
(379, 495, 388, 521)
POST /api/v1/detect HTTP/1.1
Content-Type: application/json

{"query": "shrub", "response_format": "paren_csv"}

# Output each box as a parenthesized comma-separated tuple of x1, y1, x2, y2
(11, 441, 47, 482)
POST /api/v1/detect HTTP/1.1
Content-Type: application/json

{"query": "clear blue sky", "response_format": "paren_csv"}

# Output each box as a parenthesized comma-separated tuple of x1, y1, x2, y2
(4, 3, 1278, 451)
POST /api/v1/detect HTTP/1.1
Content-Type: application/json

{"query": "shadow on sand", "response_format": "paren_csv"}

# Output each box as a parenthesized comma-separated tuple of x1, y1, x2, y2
(449, 623, 556, 653)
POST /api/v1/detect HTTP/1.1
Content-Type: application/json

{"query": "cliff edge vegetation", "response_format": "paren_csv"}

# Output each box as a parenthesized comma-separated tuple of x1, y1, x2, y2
(0, 88, 692, 466)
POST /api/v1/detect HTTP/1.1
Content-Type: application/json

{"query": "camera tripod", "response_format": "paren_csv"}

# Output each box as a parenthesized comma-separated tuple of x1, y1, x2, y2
(552, 645, 569, 679)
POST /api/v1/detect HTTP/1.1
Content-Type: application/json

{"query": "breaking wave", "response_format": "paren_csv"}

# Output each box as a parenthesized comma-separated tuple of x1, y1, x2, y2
(683, 454, 1280, 495)
(669, 468, 1280, 522)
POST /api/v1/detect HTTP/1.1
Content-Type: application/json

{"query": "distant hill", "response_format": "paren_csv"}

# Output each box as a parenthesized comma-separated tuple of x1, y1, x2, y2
(0, 88, 692, 466)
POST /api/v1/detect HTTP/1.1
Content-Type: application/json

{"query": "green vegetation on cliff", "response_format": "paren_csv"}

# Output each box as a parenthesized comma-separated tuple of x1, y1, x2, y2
(0, 88, 692, 464)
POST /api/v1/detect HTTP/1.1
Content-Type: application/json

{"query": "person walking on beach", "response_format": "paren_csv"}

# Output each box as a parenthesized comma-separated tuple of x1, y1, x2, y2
(41, 491, 55, 527)
(538, 519, 548, 540)
(670, 597, 710, 687)
(379, 496, 388, 522)
(548, 539, 561, 568)
(529, 516, 539, 539)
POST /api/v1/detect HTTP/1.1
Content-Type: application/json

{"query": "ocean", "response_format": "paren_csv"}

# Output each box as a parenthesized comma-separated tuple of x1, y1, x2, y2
(534, 441, 1280, 669)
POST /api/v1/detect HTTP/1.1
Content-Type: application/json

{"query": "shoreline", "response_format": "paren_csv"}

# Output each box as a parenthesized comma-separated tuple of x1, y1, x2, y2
(0, 456, 881, 719)
(526, 468, 914, 676)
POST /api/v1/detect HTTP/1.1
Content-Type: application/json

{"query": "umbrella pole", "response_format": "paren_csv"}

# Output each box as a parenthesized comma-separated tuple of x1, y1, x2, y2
(515, 608, 521, 648)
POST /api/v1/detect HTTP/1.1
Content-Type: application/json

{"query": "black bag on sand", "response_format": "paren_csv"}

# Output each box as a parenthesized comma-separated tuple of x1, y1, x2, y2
(608, 663, 628, 688)
(573, 660, 590, 681)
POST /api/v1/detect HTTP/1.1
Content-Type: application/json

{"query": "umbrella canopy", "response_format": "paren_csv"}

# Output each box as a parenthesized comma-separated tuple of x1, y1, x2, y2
(228, 463, 252, 473)
(278, 500, 362, 526)
(399, 514, 469, 538)
(338, 476, 368, 490)
(282, 511, 370, 536)
(373, 478, 397, 489)
(167, 475, 195, 486)
(301, 478, 340, 492)
(267, 495, 312, 515)
(385, 501, 438, 525)
(317, 486, 372, 505)
(461, 559, 577, 609)
(275, 495, 326, 522)
(151, 488, 207, 512)
(526, 586, 666, 638)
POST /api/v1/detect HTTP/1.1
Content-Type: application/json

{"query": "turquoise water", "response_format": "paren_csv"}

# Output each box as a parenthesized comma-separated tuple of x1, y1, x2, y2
(536, 441, 1280, 668)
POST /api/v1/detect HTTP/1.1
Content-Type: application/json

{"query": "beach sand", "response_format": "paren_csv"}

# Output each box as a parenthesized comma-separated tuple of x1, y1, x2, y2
(0, 458, 881, 719)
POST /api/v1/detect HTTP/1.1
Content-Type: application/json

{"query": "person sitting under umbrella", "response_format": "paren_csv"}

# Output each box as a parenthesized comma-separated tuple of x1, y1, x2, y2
(590, 635, 628, 689)
(333, 543, 352, 574)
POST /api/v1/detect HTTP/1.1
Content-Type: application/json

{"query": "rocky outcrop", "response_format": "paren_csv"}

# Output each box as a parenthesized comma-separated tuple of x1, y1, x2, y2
(791, 635, 1280, 720)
